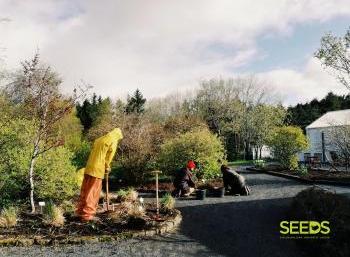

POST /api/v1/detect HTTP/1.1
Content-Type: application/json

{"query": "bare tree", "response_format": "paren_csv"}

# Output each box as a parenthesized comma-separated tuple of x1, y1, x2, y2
(315, 28, 350, 90)
(326, 125, 350, 170)
(7, 53, 88, 212)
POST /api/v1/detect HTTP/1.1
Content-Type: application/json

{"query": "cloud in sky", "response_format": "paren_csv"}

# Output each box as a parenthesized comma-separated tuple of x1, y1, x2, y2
(0, 0, 350, 105)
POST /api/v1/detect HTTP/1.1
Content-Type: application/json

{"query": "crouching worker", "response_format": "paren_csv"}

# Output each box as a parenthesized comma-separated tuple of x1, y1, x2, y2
(221, 165, 250, 196)
(172, 160, 196, 197)
(76, 128, 123, 222)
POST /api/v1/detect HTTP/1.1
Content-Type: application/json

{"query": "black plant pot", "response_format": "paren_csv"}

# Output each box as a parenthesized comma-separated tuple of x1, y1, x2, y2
(214, 187, 225, 198)
(196, 189, 206, 200)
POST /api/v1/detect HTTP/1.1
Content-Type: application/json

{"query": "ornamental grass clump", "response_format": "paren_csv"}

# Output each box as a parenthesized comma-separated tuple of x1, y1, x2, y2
(43, 202, 65, 227)
(0, 206, 18, 228)
(161, 193, 175, 210)
(116, 187, 138, 202)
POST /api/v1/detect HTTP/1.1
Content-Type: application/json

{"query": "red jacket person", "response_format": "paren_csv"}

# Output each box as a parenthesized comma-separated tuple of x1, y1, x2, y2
(173, 160, 196, 197)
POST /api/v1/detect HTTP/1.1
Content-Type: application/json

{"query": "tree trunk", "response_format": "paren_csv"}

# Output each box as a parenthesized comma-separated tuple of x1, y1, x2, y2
(29, 142, 39, 213)
(29, 156, 36, 213)
(244, 140, 251, 160)
(254, 148, 258, 160)
(259, 147, 262, 159)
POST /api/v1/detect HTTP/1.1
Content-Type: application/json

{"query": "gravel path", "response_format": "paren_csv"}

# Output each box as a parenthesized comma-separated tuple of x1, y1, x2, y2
(1, 168, 349, 257)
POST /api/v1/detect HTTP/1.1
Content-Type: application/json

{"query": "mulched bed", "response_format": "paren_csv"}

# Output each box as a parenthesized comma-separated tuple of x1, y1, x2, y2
(137, 182, 174, 192)
(0, 203, 178, 243)
(253, 164, 350, 183)
(137, 179, 226, 196)
(275, 169, 350, 183)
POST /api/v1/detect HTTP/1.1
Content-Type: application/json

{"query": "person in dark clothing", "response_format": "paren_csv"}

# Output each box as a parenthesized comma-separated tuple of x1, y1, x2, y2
(172, 160, 196, 197)
(221, 165, 250, 196)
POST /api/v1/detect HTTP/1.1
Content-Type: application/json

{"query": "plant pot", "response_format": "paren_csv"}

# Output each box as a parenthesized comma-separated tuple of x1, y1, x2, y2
(196, 189, 206, 200)
(214, 187, 225, 198)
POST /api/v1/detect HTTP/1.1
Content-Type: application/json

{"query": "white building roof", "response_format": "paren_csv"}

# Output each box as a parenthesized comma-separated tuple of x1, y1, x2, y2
(306, 109, 350, 129)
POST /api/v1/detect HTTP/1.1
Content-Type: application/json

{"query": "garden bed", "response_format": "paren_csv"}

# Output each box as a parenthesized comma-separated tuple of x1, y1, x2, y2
(137, 182, 174, 193)
(137, 179, 228, 197)
(247, 165, 350, 186)
(0, 204, 181, 247)
(0, 187, 182, 247)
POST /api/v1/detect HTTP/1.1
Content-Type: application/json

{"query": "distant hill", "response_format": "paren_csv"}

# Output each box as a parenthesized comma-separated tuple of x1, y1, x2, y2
(287, 92, 350, 131)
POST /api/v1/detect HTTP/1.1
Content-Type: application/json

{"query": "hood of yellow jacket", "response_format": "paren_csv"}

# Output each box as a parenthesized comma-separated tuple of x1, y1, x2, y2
(107, 128, 123, 141)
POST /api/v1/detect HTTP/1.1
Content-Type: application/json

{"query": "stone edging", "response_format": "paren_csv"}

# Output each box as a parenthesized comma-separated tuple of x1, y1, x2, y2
(246, 167, 350, 187)
(0, 210, 182, 247)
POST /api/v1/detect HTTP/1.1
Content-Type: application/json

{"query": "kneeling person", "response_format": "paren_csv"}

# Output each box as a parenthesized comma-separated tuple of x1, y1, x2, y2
(221, 165, 250, 196)
(173, 160, 196, 197)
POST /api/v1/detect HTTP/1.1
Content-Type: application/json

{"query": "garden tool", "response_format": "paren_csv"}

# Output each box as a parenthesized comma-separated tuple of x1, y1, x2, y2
(105, 170, 110, 211)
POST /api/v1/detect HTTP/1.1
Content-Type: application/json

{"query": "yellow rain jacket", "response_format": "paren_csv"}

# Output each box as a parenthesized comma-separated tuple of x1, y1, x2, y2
(84, 128, 123, 179)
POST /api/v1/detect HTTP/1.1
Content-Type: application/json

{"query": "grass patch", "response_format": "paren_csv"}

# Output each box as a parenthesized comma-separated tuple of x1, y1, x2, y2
(43, 202, 65, 227)
(0, 206, 17, 228)
(228, 160, 254, 166)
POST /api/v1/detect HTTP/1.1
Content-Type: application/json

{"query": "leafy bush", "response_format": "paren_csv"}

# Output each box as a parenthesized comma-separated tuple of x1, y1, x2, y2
(72, 140, 91, 169)
(0, 116, 81, 206)
(43, 202, 65, 227)
(297, 164, 308, 176)
(158, 129, 225, 179)
(267, 126, 309, 170)
(253, 159, 266, 169)
(118, 115, 166, 184)
(0, 118, 34, 207)
(35, 147, 81, 202)
(161, 193, 175, 210)
(0, 206, 18, 228)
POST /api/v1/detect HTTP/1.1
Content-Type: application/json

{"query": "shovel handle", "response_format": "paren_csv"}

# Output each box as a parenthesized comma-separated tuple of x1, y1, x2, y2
(105, 172, 110, 211)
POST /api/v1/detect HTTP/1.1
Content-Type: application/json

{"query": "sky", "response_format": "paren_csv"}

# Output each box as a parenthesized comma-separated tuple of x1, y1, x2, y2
(0, 0, 350, 106)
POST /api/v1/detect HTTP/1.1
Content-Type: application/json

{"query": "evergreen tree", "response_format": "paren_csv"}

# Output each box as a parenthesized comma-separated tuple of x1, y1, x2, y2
(125, 89, 146, 114)
(287, 92, 350, 131)
(76, 93, 111, 132)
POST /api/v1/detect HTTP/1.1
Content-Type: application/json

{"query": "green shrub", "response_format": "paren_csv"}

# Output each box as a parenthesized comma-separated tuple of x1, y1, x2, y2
(0, 118, 34, 207)
(297, 164, 308, 176)
(267, 126, 309, 170)
(0, 206, 18, 228)
(35, 147, 81, 202)
(0, 117, 81, 206)
(158, 129, 225, 179)
(43, 202, 65, 227)
(253, 159, 266, 169)
(72, 140, 91, 169)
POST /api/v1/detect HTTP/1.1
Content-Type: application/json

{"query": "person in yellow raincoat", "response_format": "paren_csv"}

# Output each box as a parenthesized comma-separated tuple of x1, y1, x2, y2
(76, 128, 123, 221)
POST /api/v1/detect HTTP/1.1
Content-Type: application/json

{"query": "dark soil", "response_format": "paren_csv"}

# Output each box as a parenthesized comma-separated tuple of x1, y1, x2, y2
(137, 182, 174, 192)
(257, 164, 350, 183)
(137, 179, 226, 196)
(0, 203, 177, 240)
(278, 169, 350, 182)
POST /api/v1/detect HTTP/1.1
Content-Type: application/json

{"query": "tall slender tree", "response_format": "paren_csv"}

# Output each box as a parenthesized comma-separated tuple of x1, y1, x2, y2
(7, 53, 87, 212)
